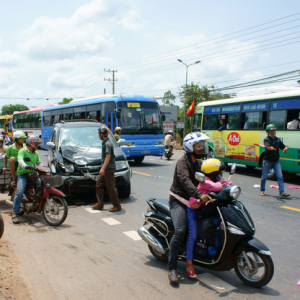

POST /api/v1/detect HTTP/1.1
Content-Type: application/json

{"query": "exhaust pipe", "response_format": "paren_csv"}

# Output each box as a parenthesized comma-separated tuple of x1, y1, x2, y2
(138, 226, 166, 254)
(5, 200, 13, 207)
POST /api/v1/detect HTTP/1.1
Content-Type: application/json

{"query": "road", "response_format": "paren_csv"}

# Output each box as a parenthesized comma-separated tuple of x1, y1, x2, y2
(0, 149, 300, 300)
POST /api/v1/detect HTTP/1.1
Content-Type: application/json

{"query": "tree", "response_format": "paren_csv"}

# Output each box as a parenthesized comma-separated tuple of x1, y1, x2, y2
(162, 90, 176, 106)
(1, 104, 29, 115)
(58, 98, 73, 105)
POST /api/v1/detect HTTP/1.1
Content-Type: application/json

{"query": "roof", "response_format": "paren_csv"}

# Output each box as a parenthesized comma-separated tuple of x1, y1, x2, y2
(197, 89, 300, 107)
(13, 105, 55, 114)
(54, 121, 103, 129)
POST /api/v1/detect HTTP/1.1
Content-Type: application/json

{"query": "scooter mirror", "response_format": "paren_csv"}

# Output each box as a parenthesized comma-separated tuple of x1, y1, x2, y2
(230, 163, 236, 174)
(195, 172, 205, 182)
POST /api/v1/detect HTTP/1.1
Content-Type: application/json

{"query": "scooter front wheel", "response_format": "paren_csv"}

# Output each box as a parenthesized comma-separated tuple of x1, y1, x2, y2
(43, 195, 68, 226)
(234, 250, 274, 287)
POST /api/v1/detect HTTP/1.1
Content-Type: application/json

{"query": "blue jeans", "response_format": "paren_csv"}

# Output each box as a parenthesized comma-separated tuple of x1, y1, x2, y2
(168, 202, 187, 270)
(12, 175, 41, 214)
(260, 160, 284, 195)
(186, 207, 198, 261)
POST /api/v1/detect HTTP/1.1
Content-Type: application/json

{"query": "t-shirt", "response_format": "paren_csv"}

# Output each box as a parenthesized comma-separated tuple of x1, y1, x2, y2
(164, 134, 172, 146)
(101, 138, 116, 170)
(16, 147, 41, 176)
(287, 119, 299, 130)
(0, 146, 7, 154)
(5, 143, 24, 159)
(114, 133, 121, 141)
(263, 136, 285, 162)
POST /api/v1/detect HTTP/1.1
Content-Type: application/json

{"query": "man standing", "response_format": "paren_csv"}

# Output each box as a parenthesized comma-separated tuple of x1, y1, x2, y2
(260, 124, 289, 198)
(114, 127, 122, 141)
(92, 126, 122, 212)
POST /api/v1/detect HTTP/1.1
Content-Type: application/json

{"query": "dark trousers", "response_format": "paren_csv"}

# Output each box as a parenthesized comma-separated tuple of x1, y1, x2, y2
(96, 168, 121, 208)
(168, 202, 187, 270)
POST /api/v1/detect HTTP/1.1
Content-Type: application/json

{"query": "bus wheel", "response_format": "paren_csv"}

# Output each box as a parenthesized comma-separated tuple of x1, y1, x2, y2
(134, 156, 144, 164)
(246, 165, 256, 170)
(267, 168, 276, 180)
(207, 149, 215, 158)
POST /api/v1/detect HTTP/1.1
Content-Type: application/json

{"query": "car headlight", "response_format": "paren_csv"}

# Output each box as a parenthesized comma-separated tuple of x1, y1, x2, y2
(65, 164, 75, 173)
(229, 185, 241, 200)
(155, 141, 164, 146)
(116, 160, 129, 170)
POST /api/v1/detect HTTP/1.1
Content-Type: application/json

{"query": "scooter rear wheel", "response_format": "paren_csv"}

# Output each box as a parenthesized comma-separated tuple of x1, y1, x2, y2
(0, 213, 4, 239)
(43, 195, 68, 226)
(234, 250, 274, 287)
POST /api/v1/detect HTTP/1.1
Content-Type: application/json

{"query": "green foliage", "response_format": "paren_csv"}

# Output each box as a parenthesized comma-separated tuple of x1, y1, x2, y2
(58, 98, 73, 105)
(1, 104, 29, 115)
(162, 90, 176, 106)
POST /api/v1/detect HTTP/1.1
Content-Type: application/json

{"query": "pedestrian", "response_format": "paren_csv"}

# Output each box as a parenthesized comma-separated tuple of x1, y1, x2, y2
(167, 132, 211, 284)
(114, 127, 122, 141)
(260, 124, 289, 198)
(92, 126, 122, 212)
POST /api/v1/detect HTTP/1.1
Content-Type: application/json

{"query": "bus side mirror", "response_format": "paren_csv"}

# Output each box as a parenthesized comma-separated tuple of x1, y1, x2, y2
(187, 117, 191, 125)
(115, 109, 121, 119)
(162, 114, 166, 121)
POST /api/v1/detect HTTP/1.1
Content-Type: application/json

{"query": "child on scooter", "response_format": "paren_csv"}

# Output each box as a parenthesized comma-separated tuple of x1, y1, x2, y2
(185, 159, 232, 278)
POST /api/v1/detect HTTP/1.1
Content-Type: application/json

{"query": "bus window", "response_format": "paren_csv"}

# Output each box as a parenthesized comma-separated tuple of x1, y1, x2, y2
(269, 110, 287, 130)
(203, 114, 218, 130)
(74, 106, 86, 120)
(193, 114, 202, 131)
(226, 113, 239, 130)
(286, 109, 300, 130)
(240, 111, 267, 130)
(0, 119, 5, 129)
(87, 104, 101, 122)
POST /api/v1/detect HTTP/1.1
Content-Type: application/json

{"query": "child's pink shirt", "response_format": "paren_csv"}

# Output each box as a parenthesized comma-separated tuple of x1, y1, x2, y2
(197, 177, 232, 194)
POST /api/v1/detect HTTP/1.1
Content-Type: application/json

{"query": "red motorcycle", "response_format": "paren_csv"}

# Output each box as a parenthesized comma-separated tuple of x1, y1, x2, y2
(6, 158, 68, 226)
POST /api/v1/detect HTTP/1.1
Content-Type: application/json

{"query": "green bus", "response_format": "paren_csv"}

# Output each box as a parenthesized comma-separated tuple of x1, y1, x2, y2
(192, 90, 300, 179)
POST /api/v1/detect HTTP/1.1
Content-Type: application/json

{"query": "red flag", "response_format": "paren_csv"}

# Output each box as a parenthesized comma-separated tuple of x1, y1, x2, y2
(187, 100, 195, 117)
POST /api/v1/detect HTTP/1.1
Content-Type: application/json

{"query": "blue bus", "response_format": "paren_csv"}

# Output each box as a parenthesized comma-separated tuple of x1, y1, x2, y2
(41, 94, 165, 162)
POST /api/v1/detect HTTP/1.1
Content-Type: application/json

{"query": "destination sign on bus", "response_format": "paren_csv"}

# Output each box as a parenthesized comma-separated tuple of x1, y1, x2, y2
(127, 102, 140, 108)
(242, 101, 268, 112)
(221, 104, 240, 113)
(271, 98, 300, 110)
(204, 106, 220, 114)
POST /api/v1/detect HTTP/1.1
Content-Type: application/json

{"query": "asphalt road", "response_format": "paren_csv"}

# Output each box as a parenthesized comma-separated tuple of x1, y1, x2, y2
(0, 149, 299, 300)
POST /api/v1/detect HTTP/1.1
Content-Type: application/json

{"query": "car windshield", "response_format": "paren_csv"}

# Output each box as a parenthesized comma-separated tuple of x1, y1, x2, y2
(59, 126, 115, 148)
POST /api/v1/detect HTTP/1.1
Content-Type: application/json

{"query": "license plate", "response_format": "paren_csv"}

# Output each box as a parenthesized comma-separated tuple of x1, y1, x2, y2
(141, 150, 151, 154)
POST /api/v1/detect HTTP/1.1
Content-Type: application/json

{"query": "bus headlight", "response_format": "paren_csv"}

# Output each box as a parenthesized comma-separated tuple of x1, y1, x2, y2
(229, 185, 241, 200)
(116, 160, 129, 170)
(155, 141, 164, 146)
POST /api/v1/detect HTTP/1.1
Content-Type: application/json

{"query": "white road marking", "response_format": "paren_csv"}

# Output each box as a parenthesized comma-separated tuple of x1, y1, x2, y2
(85, 208, 101, 214)
(123, 231, 142, 241)
(197, 273, 236, 293)
(102, 218, 121, 225)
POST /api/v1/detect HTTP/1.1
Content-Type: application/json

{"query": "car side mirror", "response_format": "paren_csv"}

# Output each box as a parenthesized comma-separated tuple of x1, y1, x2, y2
(230, 163, 236, 174)
(24, 157, 31, 162)
(46, 141, 55, 150)
(162, 114, 166, 121)
(117, 139, 126, 146)
(195, 172, 205, 182)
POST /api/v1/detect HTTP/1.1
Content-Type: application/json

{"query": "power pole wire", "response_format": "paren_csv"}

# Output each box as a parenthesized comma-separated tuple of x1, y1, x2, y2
(104, 69, 118, 94)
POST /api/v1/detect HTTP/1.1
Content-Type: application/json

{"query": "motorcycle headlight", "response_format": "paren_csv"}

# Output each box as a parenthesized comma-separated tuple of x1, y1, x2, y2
(116, 160, 129, 170)
(38, 166, 51, 173)
(230, 185, 241, 200)
(64, 164, 75, 173)
(155, 141, 164, 146)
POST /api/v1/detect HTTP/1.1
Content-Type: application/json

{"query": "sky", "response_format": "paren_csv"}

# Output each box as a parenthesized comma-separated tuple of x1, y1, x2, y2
(0, 0, 300, 108)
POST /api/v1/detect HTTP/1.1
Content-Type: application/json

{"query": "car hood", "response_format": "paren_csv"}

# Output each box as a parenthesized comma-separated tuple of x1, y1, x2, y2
(60, 145, 125, 166)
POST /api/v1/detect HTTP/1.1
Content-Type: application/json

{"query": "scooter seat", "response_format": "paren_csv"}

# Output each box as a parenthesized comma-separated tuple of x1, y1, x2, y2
(153, 198, 171, 217)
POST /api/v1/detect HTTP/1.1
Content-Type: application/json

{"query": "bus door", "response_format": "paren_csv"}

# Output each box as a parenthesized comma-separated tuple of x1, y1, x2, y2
(105, 112, 116, 132)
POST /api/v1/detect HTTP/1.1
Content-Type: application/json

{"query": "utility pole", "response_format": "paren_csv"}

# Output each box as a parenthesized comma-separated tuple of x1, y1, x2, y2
(104, 69, 118, 94)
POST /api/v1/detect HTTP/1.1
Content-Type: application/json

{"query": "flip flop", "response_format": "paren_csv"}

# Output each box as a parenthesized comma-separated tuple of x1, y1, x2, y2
(259, 191, 265, 196)
(280, 193, 290, 198)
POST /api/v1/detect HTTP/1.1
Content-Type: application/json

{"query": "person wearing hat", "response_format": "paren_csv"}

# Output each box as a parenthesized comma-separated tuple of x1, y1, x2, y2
(0, 135, 7, 154)
(260, 124, 289, 198)
(3, 130, 11, 144)
(92, 126, 122, 212)
(114, 127, 122, 141)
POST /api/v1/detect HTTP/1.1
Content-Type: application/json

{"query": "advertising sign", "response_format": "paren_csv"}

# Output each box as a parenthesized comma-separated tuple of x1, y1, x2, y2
(163, 121, 173, 133)
(160, 106, 178, 122)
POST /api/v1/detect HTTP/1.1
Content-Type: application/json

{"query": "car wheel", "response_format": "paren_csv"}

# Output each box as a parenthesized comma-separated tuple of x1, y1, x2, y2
(117, 182, 131, 198)
(134, 156, 144, 163)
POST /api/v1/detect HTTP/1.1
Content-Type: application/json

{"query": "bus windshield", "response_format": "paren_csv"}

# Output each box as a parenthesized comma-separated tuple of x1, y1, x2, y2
(117, 101, 163, 134)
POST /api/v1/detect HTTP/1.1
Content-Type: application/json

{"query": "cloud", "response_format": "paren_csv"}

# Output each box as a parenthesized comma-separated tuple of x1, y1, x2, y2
(18, 0, 142, 61)
(0, 36, 3, 48)
(0, 50, 22, 67)
(48, 72, 84, 89)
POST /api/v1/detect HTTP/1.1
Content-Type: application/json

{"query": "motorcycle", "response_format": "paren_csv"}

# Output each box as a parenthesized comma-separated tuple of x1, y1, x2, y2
(6, 157, 68, 226)
(138, 164, 274, 287)
(164, 146, 172, 160)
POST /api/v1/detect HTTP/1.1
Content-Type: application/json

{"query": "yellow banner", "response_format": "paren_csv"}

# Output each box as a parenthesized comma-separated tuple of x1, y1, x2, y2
(127, 102, 140, 108)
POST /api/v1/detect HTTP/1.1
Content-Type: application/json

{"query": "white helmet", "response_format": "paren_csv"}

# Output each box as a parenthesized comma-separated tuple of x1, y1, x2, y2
(183, 132, 210, 154)
(168, 130, 173, 134)
(115, 127, 122, 131)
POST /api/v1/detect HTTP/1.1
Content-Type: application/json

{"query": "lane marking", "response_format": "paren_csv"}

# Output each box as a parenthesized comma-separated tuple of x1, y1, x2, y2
(85, 208, 101, 214)
(123, 231, 142, 241)
(102, 218, 121, 225)
(132, 170, 151, 176)
(198, 273, 236, 293)
(280, 206, 300, 212)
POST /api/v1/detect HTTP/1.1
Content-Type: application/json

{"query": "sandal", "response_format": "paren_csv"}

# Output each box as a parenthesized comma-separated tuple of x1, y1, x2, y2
(259, 191, 265, 196)
(186, 263, 197, 278)
(280, 193, 290, 198)
(12, 216, 20, 224)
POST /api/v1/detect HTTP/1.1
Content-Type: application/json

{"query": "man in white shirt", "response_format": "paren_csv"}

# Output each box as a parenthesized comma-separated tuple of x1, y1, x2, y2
(287, 118, 299, 130)
(164, 131, 173, 154)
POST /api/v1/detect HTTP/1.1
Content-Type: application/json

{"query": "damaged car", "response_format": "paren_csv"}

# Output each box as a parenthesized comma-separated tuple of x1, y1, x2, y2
(46, 121, 132, 197)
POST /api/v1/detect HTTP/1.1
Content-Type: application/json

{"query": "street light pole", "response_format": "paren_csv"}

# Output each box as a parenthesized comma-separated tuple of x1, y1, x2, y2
(177, 59, 201, 138)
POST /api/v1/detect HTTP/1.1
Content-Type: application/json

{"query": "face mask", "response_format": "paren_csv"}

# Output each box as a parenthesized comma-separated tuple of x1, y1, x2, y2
(268, 133, 275, 138)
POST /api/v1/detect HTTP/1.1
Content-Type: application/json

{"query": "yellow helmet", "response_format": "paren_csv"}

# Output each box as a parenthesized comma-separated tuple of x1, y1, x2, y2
(201, 158, 226, 174)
